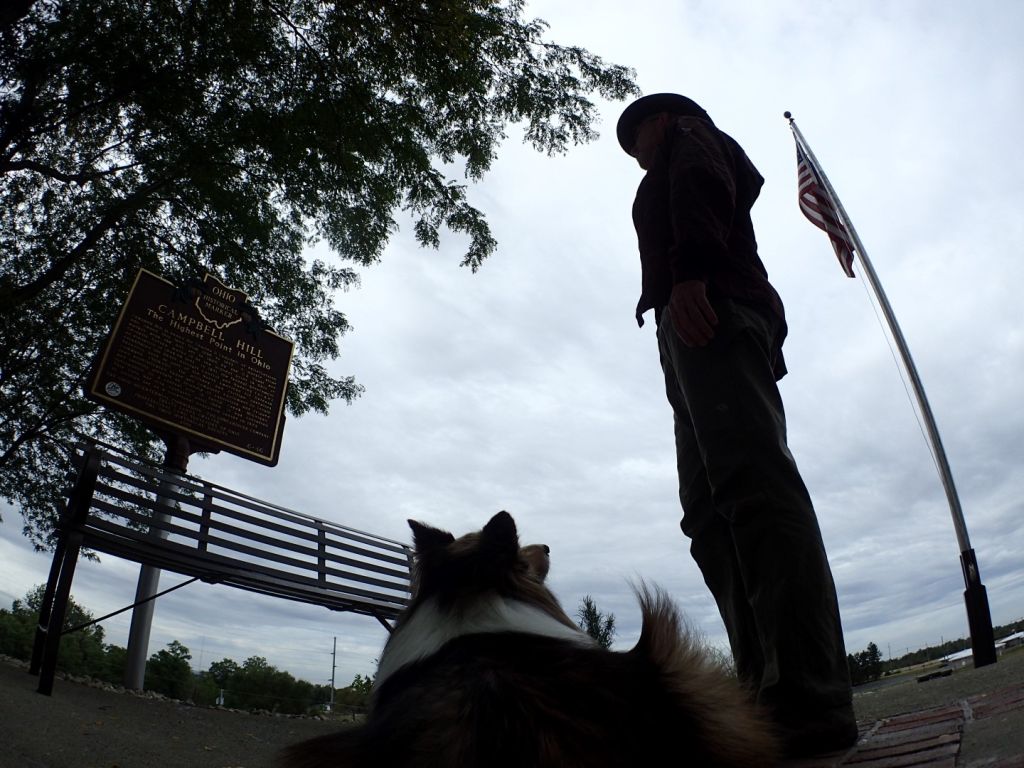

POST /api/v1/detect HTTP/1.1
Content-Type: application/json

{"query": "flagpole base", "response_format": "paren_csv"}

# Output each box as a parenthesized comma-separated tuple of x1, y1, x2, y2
(961, 549, 997, 668)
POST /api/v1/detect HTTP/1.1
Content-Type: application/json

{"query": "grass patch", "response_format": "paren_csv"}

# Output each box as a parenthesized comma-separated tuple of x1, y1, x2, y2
(852, 645, 1024, 723)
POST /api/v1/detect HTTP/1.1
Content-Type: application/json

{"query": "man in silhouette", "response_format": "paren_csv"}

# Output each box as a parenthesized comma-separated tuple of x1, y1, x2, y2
(617, 93, 857, 757)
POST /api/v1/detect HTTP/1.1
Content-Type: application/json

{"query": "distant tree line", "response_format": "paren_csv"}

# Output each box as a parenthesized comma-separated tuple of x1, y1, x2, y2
(887, 618, 1024, 669)
(6, 587, 1021, 700)
(0, 586, 371, 714)
(848, 617, 1024, 686)
(884, 638, 970, 671)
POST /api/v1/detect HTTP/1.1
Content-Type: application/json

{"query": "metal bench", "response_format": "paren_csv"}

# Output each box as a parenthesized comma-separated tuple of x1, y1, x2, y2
(30, 444, 412, 695)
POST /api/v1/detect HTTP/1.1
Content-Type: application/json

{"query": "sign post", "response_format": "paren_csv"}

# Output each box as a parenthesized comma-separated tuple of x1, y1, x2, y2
(86, 268, 295, 688)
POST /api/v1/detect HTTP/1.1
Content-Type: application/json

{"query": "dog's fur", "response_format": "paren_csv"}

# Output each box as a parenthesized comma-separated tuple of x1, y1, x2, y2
(281, 511, 778, 767)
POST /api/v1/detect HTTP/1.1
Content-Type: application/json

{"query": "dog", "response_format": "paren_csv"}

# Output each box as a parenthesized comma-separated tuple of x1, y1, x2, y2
(281, 511, 778, 767)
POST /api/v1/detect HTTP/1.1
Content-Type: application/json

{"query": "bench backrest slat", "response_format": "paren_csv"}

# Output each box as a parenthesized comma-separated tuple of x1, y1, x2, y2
(81, 523, 408, 615)
(74, 446, 413, 622)
(91, 485, 412, 584)
(100, 450, 410, 555)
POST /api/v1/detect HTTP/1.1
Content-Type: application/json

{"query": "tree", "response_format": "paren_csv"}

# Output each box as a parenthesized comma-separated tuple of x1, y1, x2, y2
(333, 672, 374, 710)
(577, 595, 615, 649)
(848, 641, 884, 686)
(208, 657, 241, 688)
(0, 584, 107, 676)
(0, 1, 639, 548)
(349, 672, 374, 696)
(189, 670, 222, 708)
(98, 643, 128, 685)
(0, 589, 45, 661)
(225, 654, 318, 713)
(145, 639, 193, 699)
(862, 641, 883, 681)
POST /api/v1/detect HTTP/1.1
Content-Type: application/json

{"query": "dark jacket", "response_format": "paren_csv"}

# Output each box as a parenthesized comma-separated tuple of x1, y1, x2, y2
(631, 117, 787, 366)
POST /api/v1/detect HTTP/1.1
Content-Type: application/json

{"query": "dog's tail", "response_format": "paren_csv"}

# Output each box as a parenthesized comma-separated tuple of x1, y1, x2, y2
(632, 584, 779, 767)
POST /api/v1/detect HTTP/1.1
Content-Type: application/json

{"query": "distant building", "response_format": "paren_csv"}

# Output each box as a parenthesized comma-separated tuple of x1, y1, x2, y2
(940, 648, 974, 670)
(996, 631, 1024, 650)
(940, 631, 1024, 669)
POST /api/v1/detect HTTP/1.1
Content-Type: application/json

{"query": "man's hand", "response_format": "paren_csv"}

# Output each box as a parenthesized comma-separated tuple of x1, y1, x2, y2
(669, 280, 718, 347)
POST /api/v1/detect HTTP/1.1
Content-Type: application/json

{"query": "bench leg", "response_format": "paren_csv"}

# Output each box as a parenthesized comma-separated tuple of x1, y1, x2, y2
(29, 534, 68, 676)
(36, 529, 84, 696)
(33, 447, 101, 692)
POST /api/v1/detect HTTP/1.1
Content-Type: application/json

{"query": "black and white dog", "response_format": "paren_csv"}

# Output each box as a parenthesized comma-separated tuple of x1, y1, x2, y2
(281, 511, 778, 767)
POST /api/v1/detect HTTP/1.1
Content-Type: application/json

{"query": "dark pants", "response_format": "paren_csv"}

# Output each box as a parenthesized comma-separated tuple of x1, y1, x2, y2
(657, 299, 853, 728)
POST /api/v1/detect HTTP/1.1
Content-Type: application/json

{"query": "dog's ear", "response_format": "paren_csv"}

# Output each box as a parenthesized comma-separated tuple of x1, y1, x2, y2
(480, 510, 519, 559)
(408, 520, 455, 555)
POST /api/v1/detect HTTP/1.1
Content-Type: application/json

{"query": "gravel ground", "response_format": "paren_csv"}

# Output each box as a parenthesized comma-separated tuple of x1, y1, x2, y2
(0, 658, 343, 768)
(2, 650, 1021, 767)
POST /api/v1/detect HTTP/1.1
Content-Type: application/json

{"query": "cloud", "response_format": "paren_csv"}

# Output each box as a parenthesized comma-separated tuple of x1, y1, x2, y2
(2, 0, 1022, 686)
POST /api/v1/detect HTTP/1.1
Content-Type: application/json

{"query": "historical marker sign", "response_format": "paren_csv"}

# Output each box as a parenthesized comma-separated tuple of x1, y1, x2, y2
(87, 268, 294, 466)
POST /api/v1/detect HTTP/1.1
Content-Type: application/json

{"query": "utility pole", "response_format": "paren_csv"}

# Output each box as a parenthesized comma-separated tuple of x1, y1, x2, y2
(329, 636, 337, 711)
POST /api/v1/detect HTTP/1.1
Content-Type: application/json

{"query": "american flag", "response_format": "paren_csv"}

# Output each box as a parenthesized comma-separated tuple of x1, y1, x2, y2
(796, 144, 856, 277)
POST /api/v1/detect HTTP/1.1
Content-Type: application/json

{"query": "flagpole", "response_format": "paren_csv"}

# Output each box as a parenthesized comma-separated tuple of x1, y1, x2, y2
(785, 112, 997, 668)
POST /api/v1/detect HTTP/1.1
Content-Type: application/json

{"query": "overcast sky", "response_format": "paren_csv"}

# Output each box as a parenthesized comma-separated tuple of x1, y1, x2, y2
(3, 0, 1023, 691)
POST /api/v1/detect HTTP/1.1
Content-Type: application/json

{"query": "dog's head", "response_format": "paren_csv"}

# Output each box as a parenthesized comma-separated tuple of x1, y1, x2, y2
(405, 511, 569, 625)
(372, 512, 578, 688)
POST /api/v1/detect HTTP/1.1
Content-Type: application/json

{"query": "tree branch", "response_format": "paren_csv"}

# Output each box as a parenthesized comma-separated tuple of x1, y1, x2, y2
(0, 176, 170, 312)
(1, 158, 133, 185)
(0, 0, 35, 31)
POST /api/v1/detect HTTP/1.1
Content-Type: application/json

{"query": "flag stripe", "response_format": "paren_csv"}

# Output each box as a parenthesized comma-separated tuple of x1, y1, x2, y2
(795, 144, 856, 278)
